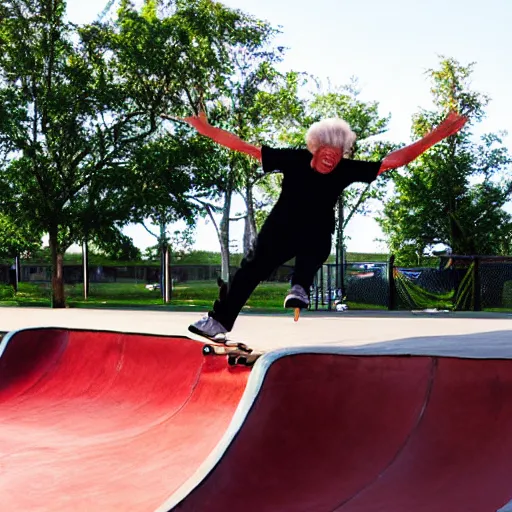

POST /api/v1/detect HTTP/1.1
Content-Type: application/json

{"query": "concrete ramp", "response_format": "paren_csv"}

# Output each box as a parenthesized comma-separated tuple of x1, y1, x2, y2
(167, 350, 512, 512)
(1, 328, 512, 511)
(0, 328, 250, 511)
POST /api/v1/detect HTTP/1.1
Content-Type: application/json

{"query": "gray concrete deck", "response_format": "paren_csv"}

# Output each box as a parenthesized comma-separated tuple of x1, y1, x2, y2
(1, 307, 511, 358)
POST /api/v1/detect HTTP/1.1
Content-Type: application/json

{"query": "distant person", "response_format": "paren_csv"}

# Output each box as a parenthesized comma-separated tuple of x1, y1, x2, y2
(177, 110, 467, 340)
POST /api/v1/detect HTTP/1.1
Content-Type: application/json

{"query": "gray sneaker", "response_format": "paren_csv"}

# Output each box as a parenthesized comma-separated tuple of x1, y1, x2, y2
(188, 316, 228, 342)
(284, 284, 309, 309)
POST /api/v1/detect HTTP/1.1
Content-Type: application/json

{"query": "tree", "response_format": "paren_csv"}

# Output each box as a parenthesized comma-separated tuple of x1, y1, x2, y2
(198, 69, 304, 279)
(124, 131, 208, 299)
(126, 132, 201, 234)
(90, 228, 141, 261)
(142, 228, 194, 261)
(0, 213, 42, 259)
(0, 0, 164, 306)
(235, 70, 306, 255)
(378, 58, 512, 266)
(0, 0, 270, 306)
(174, 13, 294, 280)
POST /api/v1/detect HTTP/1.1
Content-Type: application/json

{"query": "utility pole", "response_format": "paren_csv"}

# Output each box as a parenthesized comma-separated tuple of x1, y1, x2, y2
(336, 194, 346, 295)
(82, 239, 89, 300)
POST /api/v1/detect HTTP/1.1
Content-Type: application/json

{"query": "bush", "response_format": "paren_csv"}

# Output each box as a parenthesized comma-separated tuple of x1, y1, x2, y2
(0, 284, 15, 300)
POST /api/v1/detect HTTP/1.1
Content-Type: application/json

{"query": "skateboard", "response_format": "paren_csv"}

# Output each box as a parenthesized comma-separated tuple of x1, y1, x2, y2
(189, 325, 262, 367)
(202, 341, 262, 367)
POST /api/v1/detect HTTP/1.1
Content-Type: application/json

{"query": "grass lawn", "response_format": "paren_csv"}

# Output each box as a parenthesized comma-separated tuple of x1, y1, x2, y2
(0, 281, 291, 310)
(1, 282, 510, 313)
(0, 281, 391, 312)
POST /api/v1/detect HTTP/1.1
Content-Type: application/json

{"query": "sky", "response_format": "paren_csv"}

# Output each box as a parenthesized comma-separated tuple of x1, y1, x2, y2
(66, 0, 512, 254)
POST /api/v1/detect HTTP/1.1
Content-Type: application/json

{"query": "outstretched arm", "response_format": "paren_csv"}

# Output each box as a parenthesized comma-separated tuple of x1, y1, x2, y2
(173, 112, 262, 161)
(378, 111, 468, 175)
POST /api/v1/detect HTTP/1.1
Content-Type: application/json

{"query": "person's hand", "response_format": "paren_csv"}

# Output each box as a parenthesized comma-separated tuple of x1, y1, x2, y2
(161, 110, 210, 129)
(181, 111, 210, 130)
(378, 111, 468, 174)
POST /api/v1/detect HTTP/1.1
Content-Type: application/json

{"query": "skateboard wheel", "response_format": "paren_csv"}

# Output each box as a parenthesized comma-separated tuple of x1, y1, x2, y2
(237, 356, 247, 366)
(203, 345, 214, 356)
(228, 355, 237, 366)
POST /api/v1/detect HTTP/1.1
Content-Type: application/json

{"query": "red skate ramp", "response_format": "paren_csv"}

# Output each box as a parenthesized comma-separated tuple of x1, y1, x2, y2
(0, 328, 250, 511)
(2, 329, 512, 512)
(166, 351, 512, 512)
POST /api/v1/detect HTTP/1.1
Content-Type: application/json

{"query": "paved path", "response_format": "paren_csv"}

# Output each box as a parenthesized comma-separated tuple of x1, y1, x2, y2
(1, 307, 511, 357)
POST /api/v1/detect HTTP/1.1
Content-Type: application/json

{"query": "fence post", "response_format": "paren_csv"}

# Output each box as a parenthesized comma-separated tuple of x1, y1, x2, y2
(15, 254, 20, 287)
(327, 264, 332, 311)
(388, 255, 396, 311)
(473, 256, 481, 311)
(320, 265, 324, 308)
(314, 270, 319, 310)
(82, 240, 89, 301)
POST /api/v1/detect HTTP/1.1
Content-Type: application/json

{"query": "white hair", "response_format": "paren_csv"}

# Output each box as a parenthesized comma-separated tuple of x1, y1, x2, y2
(305, 118, 357, 156)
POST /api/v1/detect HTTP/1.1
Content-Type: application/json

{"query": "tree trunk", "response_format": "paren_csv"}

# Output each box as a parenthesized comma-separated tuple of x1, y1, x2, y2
(158, 222, 172, 303)
(243, 182, 257, 256)
(161, 243, 171, 303)
(49, 226, 65, 308)
(219, 184, 232, 282)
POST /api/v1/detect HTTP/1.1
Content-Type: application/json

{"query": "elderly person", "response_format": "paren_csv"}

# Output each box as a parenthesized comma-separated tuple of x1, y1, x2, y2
(180, 111, 467, 340)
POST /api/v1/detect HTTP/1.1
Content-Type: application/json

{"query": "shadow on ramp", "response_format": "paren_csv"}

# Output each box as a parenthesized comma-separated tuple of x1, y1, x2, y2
(1, 328, 512, 512)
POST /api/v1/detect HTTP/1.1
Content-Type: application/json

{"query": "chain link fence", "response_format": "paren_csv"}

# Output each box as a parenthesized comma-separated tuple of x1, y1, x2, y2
(310, 255, 512, 312)
(393, 256, 512, 311)
(4, 255, 512, 311)
(18, 263, 295, 285)
(310, 262, 390, 310)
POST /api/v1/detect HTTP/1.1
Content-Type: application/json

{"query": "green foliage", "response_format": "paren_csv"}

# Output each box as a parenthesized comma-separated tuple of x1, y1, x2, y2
(124, 132, 204, 252)
(0, 0, 167, 305)
(0, 284, 15, 300)
(0, 0, 285, 305)
(91, 228, 142, 261)
(379, 57, 512, 264)
(0, 213, 42, 258)
(142, 226, 195, 260)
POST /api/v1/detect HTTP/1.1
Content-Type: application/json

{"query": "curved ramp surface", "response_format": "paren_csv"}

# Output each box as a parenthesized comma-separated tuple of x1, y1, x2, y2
(167, 352, 512, 512)
(2, 329, 512, 512)
(0, 328, 250, 511)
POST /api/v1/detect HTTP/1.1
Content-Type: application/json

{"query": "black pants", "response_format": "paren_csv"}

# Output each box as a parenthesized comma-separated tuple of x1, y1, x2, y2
(210, 219, 332, 331)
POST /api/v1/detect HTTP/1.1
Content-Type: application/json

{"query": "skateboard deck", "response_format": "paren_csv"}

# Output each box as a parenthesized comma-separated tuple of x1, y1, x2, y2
(189, 325, 262, 367)
(202, 342, 262, 367)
